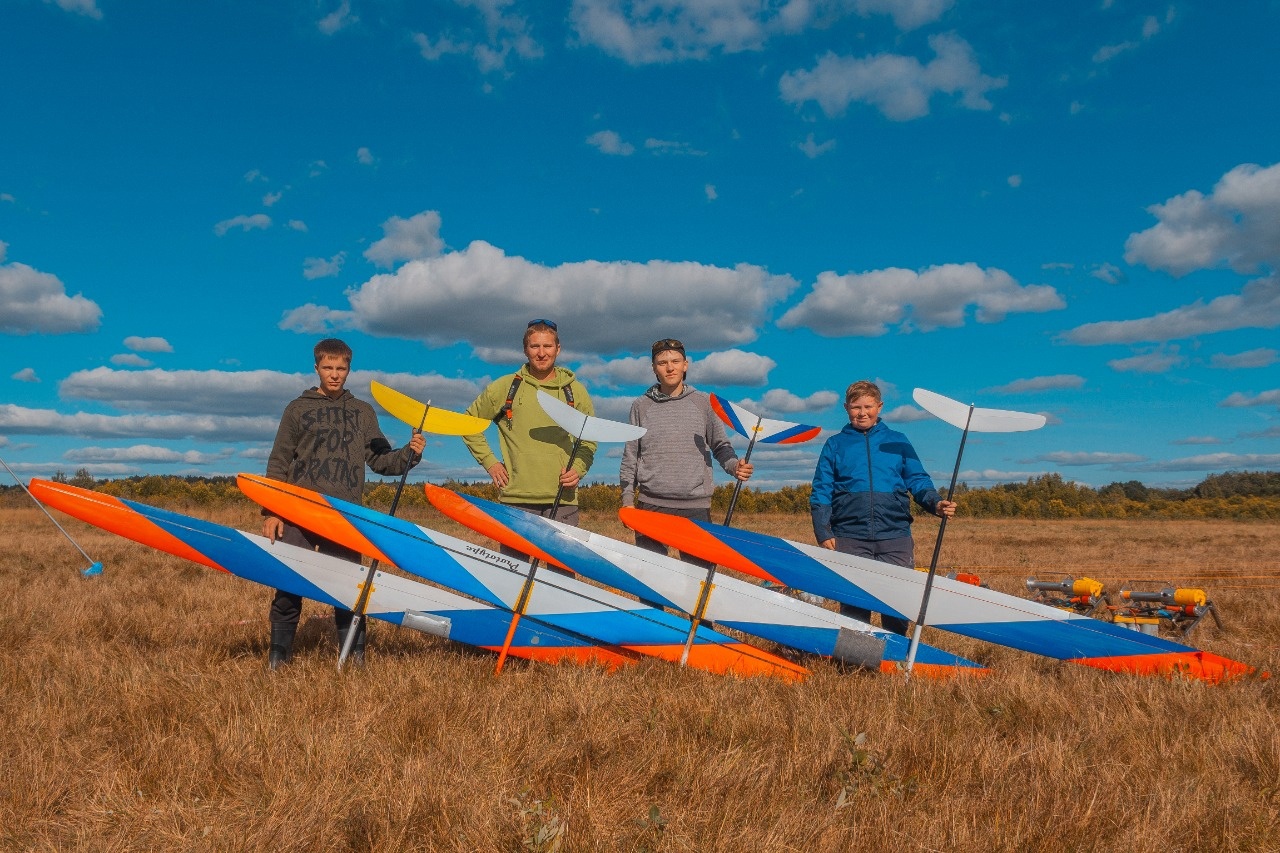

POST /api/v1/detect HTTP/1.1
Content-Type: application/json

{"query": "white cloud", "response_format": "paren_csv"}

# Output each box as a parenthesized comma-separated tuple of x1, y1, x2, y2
(284, 239, 797, 356)
(1007, 174, 1022, 188)
(287, 220, 309, 232)
(363, 211, 445, 268)
(124, 336, 173, 353)
(110, 353, 153, 368)
(263, 191, 283, 207)
(958, 468, 1052, 486)
(0, 258, 102, 335)
(853, 0, 953, 30)
(244, 169, 268, 183)
(1, 193, 16, 203)
(778, 262, 1064, 337)
(1106, 345, 1185, 374)
(985, 375, 1085, 394)
(57, 367, 487, 418)
(1093, 8, 1173, 64)
(739, 388, 839, 416)
(574, 356, 654, 388)
(46, 0, 101, 19)
(1221, 389, 1280, 409)
(318, 0, 357, 35)
(12, 368, 39, 383)
(586, 130, 635, 156)
(1090, 262, 1125, 284)
(797, 133, 837, 159)
(1210, 348, 1278, 370)
(64, 445, 236, 465)
(694, 349, 776, 386)
(213, 214, 272, 236)
(1173, 436, 1223, 446)
(569, 1, 950, 66)
(778, 34, 1006, 122)
(0, 405, 279, 442)
(1124, 162, 1280, 277)
(645, 138, 706, 156)
(588, 394, 635, 422)
(1064, 274, 1280, 344)
(303, 253, 346, 280)
(1031, 451, 1146, 466)
(356, 146, 377, 166)
(412, 0, 542, 74)
(578, 348, 776, 389)
(704, 184, 718, 201)
(1137, 452, 1280, 473)
(883, 404, 931, 423)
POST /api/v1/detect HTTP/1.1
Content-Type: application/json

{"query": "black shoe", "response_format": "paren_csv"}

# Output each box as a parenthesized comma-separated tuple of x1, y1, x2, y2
(268, 622, 296, 671)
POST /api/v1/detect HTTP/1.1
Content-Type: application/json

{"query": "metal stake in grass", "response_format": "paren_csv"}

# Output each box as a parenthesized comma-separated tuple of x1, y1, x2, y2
(675, 395, 822, 666)
(1, 456, 104, 577)
(336, 382, 492, 670)
(904, 388, 1046, 680)
(491, 390, 646, 676)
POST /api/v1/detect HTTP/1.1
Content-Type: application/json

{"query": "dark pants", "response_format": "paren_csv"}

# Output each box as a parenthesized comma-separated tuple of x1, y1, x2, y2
(499, 502, 580, 576)
(833, 535, 914, 636)
(632, 502, 714, 569)
(269, 521, 362, 627)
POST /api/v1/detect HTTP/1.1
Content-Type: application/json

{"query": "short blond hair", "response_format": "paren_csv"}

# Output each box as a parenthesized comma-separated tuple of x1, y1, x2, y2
(844, 380, 882, 405)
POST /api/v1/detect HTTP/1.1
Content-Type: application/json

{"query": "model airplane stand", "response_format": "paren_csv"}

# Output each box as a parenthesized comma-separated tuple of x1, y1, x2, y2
(1117, 586, 1224, 639)
(1025, 576, 1109, 618)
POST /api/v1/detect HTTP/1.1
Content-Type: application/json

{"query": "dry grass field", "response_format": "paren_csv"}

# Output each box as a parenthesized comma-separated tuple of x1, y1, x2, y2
(2, 500, 1278, 852)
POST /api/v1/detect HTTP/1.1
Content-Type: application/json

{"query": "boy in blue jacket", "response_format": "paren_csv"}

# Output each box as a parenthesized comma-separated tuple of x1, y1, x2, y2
(810, 380, 955, 635)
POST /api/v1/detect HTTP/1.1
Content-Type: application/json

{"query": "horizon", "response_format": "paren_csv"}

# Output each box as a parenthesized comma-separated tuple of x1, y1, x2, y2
(2, 1, 1278, 491)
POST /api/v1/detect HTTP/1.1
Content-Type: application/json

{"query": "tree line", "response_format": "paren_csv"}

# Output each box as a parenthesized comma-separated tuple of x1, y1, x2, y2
(5, 469, 1279, 520)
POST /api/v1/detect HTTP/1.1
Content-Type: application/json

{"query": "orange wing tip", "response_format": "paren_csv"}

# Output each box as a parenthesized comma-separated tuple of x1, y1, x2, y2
(617, 507, 781, 584)
(630, 643, 808, 683)
(1073, 651, 1257, 684)
(30, 480, 225, 572)
(880, 661, 990, 680)
(422, 484, 571, 571)
(236, 474, 395, 565)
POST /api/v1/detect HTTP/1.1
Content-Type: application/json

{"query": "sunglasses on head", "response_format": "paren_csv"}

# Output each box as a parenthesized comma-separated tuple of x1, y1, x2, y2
(528, 318, 558, 330)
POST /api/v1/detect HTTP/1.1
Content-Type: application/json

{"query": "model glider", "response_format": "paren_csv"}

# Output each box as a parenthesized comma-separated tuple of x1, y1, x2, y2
(27, 480, 633, 667)
(370, 381, 492, 436)
(237, 474, 806, 682)
(904, 387, 1048, 677)
(425, 484, 986, 677)
(619, 507, 1256, 683)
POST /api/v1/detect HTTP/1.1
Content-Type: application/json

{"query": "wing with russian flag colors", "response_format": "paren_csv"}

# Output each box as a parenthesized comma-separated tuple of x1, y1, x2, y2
(424, 484, 986, 678)
(709, 394, 822, 445)
(618, 507, 1259, 684)
(236, 474, 806, 682)
(27, 479, 632, 667)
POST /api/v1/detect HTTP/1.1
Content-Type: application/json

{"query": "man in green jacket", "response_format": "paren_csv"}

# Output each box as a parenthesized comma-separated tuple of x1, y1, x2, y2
(463, 320, 596, 539)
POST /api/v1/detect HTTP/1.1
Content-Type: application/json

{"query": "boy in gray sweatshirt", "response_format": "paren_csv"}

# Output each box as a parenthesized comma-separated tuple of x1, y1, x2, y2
(619, 338, 752, 565)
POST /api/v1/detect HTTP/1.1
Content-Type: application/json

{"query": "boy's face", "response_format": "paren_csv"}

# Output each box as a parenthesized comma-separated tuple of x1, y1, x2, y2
(314, 354, 351, 399)
(524, 330, 560, 376)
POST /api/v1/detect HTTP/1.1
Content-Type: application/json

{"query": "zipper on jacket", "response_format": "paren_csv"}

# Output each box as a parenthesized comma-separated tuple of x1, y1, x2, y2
(863, 428, 877, 539)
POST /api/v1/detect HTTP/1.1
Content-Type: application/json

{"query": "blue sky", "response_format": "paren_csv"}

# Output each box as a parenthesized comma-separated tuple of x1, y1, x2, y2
(2, 0, 1278, 492)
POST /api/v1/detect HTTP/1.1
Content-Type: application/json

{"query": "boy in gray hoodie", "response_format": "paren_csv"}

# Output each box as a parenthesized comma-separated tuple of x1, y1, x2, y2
(261, 338, 424, 669)
(619, 338, 752, 565)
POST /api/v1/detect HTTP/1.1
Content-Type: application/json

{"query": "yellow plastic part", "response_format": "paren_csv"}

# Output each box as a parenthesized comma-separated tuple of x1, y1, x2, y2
(1172, 588, 1207, 607)
(1072, 577, 1104, 598)
(370, 381, 491, 436)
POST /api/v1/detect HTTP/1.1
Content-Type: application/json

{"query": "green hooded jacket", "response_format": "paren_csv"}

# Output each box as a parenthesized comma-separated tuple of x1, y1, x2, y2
(462, 364, 595, 506)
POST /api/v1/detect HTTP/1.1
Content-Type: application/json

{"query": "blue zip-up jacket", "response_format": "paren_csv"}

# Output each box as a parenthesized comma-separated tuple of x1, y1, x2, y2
(810, 419, 942, 543)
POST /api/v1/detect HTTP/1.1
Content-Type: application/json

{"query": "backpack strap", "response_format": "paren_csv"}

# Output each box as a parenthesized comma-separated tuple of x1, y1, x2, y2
(493, 375, 576, 426)
(494, 375, 523, 426)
